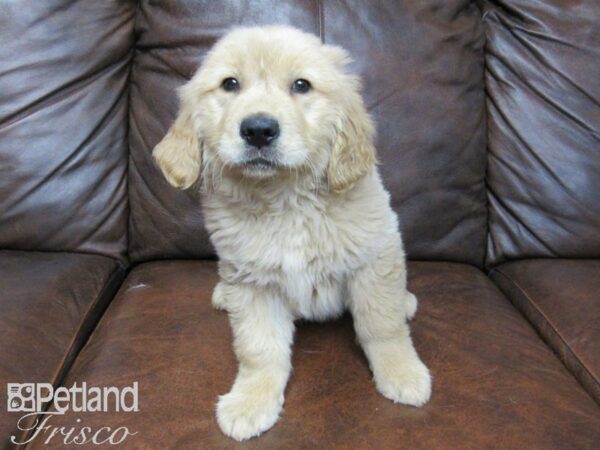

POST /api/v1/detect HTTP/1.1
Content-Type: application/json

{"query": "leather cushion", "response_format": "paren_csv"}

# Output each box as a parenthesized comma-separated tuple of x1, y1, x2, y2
(0, 0, 135, 261)
(128, 0, 487, 266)
(490, 259, 600, 404)
(483, 0, 600, 265)
(29, 261, 600, 449)
(0, 251, 125, 448)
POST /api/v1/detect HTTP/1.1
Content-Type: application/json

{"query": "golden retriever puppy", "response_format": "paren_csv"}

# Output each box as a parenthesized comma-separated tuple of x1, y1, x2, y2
(153, 25, 431, 441)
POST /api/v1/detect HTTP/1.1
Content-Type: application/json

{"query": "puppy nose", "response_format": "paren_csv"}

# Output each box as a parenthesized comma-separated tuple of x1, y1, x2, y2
(240, 114, 280, 148)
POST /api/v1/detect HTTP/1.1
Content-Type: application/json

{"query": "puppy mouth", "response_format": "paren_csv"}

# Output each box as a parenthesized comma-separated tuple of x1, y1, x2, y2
(242, 157, 279, 170)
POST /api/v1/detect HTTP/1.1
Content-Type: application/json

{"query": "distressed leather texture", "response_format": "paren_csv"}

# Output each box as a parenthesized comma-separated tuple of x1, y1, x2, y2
(28, 262, 600, 449)
(484, 0, 600, 265)
(0, 0, 134, 262)
(491, 259, 600, 403)
(0, 251, 125, 446)
(128, 0, 488, 265)
(1, 0, 599, 448)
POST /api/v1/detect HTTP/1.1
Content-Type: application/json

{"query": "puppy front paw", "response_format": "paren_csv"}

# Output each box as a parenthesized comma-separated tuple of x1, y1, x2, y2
(216, 384, 283, 441)
(211, 282, 227, 311)
(405, 292, 418, 321)
(374, 354, 431, 407)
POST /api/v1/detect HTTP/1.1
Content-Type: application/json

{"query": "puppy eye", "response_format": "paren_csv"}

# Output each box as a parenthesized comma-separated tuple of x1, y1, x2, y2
(221, 77, 240, 92)
(291, 79, 311, 94)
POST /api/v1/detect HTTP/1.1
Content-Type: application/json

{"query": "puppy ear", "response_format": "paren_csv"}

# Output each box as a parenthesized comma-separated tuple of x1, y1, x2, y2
(153, 107, 202, 190)
(328, 84, 376, 193)
(322, 45, 353, 69)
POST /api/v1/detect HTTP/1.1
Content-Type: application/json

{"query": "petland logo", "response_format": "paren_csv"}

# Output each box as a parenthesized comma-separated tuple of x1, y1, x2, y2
(7, 382, 138, 446)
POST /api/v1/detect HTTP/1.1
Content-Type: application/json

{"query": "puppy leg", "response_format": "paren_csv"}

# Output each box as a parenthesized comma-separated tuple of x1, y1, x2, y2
(211, 281, 227, 310)
(405, 291, 418, 321)
(348, 242, 431, 406)
(216, 284, 294, 441)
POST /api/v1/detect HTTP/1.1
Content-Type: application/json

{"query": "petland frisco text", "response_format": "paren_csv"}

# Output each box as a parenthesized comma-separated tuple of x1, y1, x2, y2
(7, 382, 139, 446)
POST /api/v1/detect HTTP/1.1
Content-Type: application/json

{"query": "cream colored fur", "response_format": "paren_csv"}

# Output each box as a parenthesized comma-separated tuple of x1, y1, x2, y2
(153, 25, 431, 441)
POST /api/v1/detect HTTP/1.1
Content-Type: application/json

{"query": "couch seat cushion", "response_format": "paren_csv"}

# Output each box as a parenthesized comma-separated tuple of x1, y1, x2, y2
(0, 250, 125, 447)
(28, 261, 600, 449)
(490, 259, 600, 403)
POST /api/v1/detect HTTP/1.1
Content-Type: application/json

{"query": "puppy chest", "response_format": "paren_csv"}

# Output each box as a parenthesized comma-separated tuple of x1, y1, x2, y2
(238, 212, 335, 273)
(208, 205, 355, 278)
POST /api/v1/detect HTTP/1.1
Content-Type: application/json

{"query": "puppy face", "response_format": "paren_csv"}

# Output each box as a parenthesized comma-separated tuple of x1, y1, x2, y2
(154, 26, 375, 192)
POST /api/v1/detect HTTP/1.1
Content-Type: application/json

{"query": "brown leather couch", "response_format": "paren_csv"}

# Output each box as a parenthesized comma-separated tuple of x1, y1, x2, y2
(1, 1, 599, 449)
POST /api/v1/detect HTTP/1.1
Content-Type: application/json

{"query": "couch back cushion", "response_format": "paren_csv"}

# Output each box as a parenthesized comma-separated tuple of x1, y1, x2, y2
(129, 0, 487, 265)
(484, 0, 600, 265)
(0, 0, 134, 261)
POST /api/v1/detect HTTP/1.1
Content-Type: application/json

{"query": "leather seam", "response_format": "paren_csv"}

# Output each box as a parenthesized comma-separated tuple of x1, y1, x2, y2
(481, 0, 492, 269)
(317, 0, 325, 44)
(317, 0, 324, 43)
(17, 263, 126, 448)
(49, 263, 125, 387)
(492, 268, 599, 399)
(121, 0, 139, 268)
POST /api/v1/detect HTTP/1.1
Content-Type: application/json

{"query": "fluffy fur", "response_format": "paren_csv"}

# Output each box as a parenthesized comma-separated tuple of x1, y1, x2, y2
(153, 26, 431, 441)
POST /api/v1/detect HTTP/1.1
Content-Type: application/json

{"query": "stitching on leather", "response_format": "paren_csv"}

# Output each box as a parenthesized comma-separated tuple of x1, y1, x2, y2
(494, 268, 599, 400)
